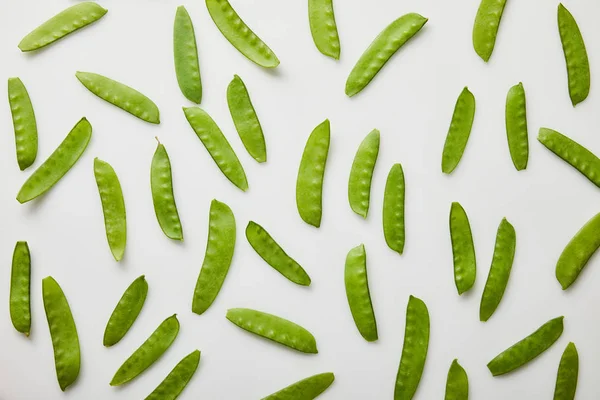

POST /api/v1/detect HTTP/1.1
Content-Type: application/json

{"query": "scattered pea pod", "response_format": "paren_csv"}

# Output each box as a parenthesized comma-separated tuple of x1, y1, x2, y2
(226, 308, 318, 353)
(192, 200, 236, 315)
(246, 221, 311, 286)
(17, 117, 92, 204)
(444, 359, 468, 400)
(262, 372, 335, 400)
(205, 0, 279, 68)
(103, 275, 148, 347)
(383, 163, 405, 255)
(151, 141, 184, 241)
(10, 241, 31, 336)
(449, 202, 476, 295)
(487, 316, 564, 376)
(8, 77, 38, 170)
(345, 13, 428, 97)
(348, 129, 380, 218)
(173, 6, 202, 104)
(394, 295, 429, 400)
(558, 3, 590, 106)
(110, 314, 180, 386)
(553, 342, 578, 400)
(441, 87, 476, 174)
(18, 2, 107, 52)
(145, 350, 201, 400)
(76, 72, 160, 124)
(308, 0, 341, 60)
(42, 277, 80, 391)
(296, 120, 330, 227)
(505, 82, 528, 171)
(345, 244, 378, 342)
(472, 0, 508, 62)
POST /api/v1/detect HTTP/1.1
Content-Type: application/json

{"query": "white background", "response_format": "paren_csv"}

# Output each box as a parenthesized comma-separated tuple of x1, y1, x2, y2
(1, 0, 600, 399)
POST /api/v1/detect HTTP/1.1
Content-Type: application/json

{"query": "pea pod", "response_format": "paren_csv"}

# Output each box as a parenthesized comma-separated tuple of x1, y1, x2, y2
(8, 77, 38, 170)
(145, 350, 201, 400)
(449, 202, 476, 295)
(246, 221, 311, 286)
(558, 4, 590, 106)
(10, 241, 31, 336)
(505, 82, 528, 171)
(18, 2, 107, 52)
(226, 308, 318, 353)
(262, 372, 335, 400)
(487, 316, 564, 376)
(42, 277, 80, 391)
(151, 141, 184, 241)
(296, 120, 330, 227)
(441, 87, 476, 174)
(445, 359, 468, 400)
(192, 200, 236, 315)
(348, 129, 380, 218)
(472, 0, 508, 62)
(17, 117, 92, 204)
(103, 275, 148, 347)
(394, 295, 429, 400)
(110, 314, 180, 386)
(173, 6, 202, 104)
(383, 163, 405, 254)
(345, 244, 378, 342)
(308, 0, 341, 60)
(553, 342, 578, 400)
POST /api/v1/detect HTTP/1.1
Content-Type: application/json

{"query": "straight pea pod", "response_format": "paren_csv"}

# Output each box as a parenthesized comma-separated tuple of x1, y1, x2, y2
(442, 87, 476, 174)
(445, 359, 468, 400)
(345, 244, 378, 342)
(103, 275, 148, 347)
(383, 163, 405, 254)
(348, 129, 380, 218)
(505, 82, 528, 171)
(472, 0, 508, 62)
(262, 372, 335, 400)
(553, 342, 578, 400)
(308, 0, 341, 60)
(558, 4, 590, 106)
(449, 202, 476, 295)
(8, 77, 38, 170)
(173, 6, 202, 104)
(10, 241, 31, 336)
(145, 350, 201, 400)
(151, 141, 184, 241)
(94, 158, 126, 261)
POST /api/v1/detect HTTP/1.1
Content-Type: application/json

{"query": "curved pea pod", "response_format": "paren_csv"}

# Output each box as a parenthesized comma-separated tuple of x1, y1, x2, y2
(348, 129, 380, 218)
(151, 142, 184, 241)
(345, 244, 378, 342)
(345, 13, 427, 97)
(383, 163, 405, 255)
(445, 359, 468, 400)
(8, 78, 38, 170)
(553, 342, 578, 400)
(479, 218, 516, 322)
(205, 0, 279, 68)
(10, 241, 31, 336)
(183, 107, 249, 191)
(308, 0, 341, 60)
(94, 158, 127, 261)
(103, 275, 148, 347)
(173, 6, 202, 104)
(226, 308, 318, 353)
(261, 372, 335, 400)
(110, 314, 180, 386)
(227, 75, 267, 163)
(505, 83, 528, 171)
(246, 221, 311, 286)
(42, 277, 80, 391)
(18, 2, 107, 52)
(394, 295, 429, 400)
(555, 212, 600, 290)
(558, 4, 590, 106)
(17, 117, 92, 203)
(472, 0, 507, 62)
(449, 202, 476, 295)
(192, 200, 236, 315)
(487, 316, 564, 376)
(145, 350, 201, 400)
(441, 87, 476, 174)
(296, 120, 331, 227)
(538, 128, 600, 189)
(76, 72, 160, 124)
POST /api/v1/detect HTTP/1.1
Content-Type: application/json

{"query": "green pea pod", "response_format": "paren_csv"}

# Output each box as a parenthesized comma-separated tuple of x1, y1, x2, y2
(145, 350, 201, 400)
(345, 13, 427, 97)
(505, 82, 528, 171)
(227, 75, 267, 163)
(10, 241, 31, 336)
(173, 6, 202, 104)
(442, 87, 476, 174)
(558, 4, 590, 106)
(110, 314, 180, 386)
(348, 129, 380, 218)
(449, 202, 476, 295)
(472, 0, 508, 62)
(17, 117, 92, 204)
(296, 120, 331, 227)
(383, 163, 405, 255)
(345, 244, 378, 342)
(226, 308, 318, 353)
(246, 221, 311, 286)
(205, 0, 279, 68)
(553, 342, 578, 400)
(42, 277, 80, 391)
(395, 295, 429, 400)
(480, 218, 516, 322)
(18, 2, 107, 52)
(192, 200, 236, 315)
(555, 212, 600, 290)
(103, 275, 148, 347)
(76, 72, 160, 124)
(487, 316, 564, 376)
(151, 142, 184, 241)
(8, 77, 38, 170)
(308, 0, 341, 60)
(261, 372, 335, 400)
(445, 359, 468, 400)
(183, 106, 249, 191)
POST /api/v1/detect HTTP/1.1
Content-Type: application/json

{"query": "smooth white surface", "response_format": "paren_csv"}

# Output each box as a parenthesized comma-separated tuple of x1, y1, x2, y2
(1, 0, 600, 398)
